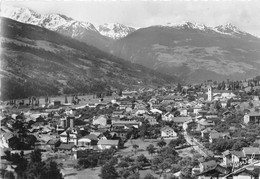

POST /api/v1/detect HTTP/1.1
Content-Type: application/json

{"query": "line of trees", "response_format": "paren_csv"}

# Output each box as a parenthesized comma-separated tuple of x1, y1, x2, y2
(3, 149, 63, 179)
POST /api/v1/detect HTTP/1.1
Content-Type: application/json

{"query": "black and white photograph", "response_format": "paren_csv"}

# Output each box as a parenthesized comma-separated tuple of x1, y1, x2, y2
(1, 0, 260, 178)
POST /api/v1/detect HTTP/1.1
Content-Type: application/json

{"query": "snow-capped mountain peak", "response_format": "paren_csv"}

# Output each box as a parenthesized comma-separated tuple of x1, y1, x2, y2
(1, 5, 42, 25)
(40, 14, 73, 30)
(213, 23, 244, 35)
(164, 21, 209, 31)
(98, 23, 136, 39)
(1, 5, 98, 33)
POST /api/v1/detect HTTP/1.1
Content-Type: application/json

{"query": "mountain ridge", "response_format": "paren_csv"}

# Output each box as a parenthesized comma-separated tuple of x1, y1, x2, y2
(2, 5, 260, 83)
(0, 5, 136, 41)
(0, 17, 176, 100)
(112, 24, 260, 83)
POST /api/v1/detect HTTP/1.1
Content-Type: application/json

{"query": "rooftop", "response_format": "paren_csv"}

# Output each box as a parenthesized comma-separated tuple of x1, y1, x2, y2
(97, 139, 119, 145)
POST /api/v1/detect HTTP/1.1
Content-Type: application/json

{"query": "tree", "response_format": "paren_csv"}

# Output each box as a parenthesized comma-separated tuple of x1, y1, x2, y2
(87, 155, 99, 168)
(120, 169, 131, 179)
(136, 154, 149, 168)
(8, 137, 21, 149)
(3, 171, 15, 179)
(158, 158, 171, 176)
(127, 172, 140, 179)
(136, 154, 149, 164)
(249, 101, 254, 108)
(151, 156, 163, 173)
(24, 135, 37, 148)
(157, 140, 166, 149)
(78, 158, 91, 168)
(132, 144, 139, 154)
(168, 139, 179, 148)
(209, 138, 235, 154)
(139, 123, 148, 140)
(232, 140, 248, 151)
(180, 166, 193, 179)
(30, 149, 42, 163)
(41, 160, 63, 179)
(143, 173, 157, 179)
(179, 157, 198, 168)
(146, 144, 156, 157)
(118, 161, 129, 169)
(100, 163, 118, 179)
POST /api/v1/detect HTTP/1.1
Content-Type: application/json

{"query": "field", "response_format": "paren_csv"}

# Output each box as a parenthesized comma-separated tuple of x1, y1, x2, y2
(61, 167, 101, 179)
(60, 138, 199, 179)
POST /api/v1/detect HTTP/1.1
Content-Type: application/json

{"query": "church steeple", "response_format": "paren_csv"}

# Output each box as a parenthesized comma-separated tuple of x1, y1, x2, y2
(208, 85, 213, 101)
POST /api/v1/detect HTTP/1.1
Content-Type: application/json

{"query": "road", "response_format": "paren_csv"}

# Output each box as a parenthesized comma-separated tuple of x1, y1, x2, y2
(184, 132, 213, 158)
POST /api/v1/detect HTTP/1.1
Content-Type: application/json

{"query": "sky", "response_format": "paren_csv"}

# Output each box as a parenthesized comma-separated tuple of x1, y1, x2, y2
(2, 0, 260, 36)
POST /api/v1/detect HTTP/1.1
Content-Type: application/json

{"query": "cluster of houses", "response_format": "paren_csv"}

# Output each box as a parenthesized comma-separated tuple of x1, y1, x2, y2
(1, 80, 260, 178)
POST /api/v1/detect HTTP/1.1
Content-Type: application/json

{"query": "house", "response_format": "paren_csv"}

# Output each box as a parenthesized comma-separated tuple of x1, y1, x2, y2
(46, 139, 60, 150)
(213, 90, 236, 100)
(204, 113, 218, 119)
(111, 120, 140, 129)
(59, 131, 68, 143)
(112, 110, 125, 118)
(222, 150, 247, 168)
(78, 134, 98, 147)
(201, 128, 217, 139)
(197, 118, 215, 131)
(197, 160, 229, 179)
(135, 109, 147, 116)
(119, 101, 132, 109)
(199, 160, 217, 173)
(97, 139, 119, 150)
(223, 110, 233, 118)
(244, 112, 260, 125)
(193, 106, 202, 115)
(242, 147, 260, 160)
(162, 112, 174, 121)
(209, 131, 230, 143)
(56, 143, 76, 152)
(197, 165, 229, 179)
(151, 104, 162, 109)
(160, 126, 177, 138)
(161, 95, 175, 104)
(93, 115, 108, 127)
(145, 116, 158, 126)
(122, 90, 138, 98)
(230, 150, 247, 168)
(150, 109, 162, 114)
(149, 98, 159, 104)
(179, 108, 188, 116)
(172, 116, 192, 126)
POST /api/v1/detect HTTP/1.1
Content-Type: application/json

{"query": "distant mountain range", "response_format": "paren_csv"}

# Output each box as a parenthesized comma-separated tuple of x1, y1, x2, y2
(0, 17, 176, 100)
(1, 5, 260, 83)
(112, 22, 260, 82)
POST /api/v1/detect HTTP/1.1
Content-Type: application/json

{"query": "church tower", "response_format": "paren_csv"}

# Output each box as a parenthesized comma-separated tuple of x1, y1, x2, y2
(208, 85, 213, 101)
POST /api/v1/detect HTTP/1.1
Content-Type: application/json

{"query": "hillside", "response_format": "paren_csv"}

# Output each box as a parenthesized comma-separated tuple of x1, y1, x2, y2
(0, 17, 176, 100)
(111, 22, 260, 83)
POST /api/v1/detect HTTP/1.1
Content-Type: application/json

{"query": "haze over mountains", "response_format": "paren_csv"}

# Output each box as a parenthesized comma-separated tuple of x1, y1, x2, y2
(1, 5, 260, 85)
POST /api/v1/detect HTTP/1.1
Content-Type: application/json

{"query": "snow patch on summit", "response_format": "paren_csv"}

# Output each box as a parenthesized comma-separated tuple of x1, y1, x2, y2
(98, 23, 136, 39)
